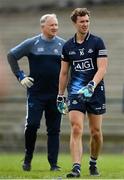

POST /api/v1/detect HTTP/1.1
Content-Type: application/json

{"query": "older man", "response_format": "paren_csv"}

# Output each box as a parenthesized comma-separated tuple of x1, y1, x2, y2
(8, 14, 65, 171)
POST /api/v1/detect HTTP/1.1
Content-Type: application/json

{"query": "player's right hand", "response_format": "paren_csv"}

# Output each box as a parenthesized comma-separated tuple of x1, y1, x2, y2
(16, 70, 34, 88)
(57, 95, 68, 115)
(20, 77, 34, 88)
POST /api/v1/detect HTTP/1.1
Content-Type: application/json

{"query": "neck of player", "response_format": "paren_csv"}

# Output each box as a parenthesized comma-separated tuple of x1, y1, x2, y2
(76, 32, 87, 44)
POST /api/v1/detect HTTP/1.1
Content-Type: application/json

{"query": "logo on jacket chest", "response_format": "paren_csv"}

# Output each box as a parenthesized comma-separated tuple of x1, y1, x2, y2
(37, 47, 59, 54)
(37, 47, 44, 52)
(54, 49, 59, 54)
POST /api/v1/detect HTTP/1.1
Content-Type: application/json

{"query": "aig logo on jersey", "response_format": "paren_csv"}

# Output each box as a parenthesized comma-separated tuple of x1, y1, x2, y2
(73, 58, 94, 71)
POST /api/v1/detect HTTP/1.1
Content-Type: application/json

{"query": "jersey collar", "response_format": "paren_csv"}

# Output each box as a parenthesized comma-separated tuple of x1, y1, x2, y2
(40, 34, 56, 42)
(73, 32, 90, 44)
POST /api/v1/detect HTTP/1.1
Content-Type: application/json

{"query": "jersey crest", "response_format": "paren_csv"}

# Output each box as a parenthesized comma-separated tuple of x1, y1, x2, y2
(79, 48, 85, 56)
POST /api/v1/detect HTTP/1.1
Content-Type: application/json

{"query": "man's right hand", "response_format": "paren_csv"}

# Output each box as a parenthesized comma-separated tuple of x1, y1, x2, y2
(16, 70, 34, 88)
(20, 77, 34, 88)
(57, 95, 68, 115)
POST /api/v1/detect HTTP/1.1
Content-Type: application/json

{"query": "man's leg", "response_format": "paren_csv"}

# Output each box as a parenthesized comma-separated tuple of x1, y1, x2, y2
(88, 114, 103, 176)
(23, 125, 37, 171)
(66, 110, 85, 178)
(45, 98, 61, 171)
(23, 95, 43, 171)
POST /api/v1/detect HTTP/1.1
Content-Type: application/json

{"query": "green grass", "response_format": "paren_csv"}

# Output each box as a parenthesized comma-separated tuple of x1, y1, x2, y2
(0, 153, 124, 179)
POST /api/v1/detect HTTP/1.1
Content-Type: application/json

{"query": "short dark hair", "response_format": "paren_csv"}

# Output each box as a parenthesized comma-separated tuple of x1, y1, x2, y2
(70, 8, 90, 23)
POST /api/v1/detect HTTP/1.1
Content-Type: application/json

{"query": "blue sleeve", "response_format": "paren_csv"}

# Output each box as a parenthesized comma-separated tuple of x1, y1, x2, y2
(10, 38, 32, 60)
(61, 44, 70, 62)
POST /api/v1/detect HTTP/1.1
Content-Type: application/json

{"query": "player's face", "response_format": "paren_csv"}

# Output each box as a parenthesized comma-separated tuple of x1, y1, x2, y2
(41, 17, 58, 39)
(74, 15, 90, 35)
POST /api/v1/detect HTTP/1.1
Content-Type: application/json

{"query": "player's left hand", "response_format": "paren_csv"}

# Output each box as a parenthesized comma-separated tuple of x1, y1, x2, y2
(77, 81, 96, 102)
(57, 95, 68, 115)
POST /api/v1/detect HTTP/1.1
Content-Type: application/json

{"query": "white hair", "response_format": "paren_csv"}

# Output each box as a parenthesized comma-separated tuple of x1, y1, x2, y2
(40, 14, 57, 26)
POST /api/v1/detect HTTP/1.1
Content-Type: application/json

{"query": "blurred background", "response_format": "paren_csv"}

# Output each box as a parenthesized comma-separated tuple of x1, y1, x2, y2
(0, 0, 124, 154)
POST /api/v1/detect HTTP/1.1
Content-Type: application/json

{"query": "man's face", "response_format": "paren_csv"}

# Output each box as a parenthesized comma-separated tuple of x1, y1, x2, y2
(41, 17, 58, 38)
(74, 15, 90, 35)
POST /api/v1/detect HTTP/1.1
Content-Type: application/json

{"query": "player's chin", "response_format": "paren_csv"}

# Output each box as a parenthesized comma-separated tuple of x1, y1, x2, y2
(51, 31, 57, 35)
(82, 30, 88, 34)
(81, 28, 88, 34)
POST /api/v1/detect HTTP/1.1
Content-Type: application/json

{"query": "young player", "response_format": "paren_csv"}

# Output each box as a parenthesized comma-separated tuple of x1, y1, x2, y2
(57, 8, 108, 178)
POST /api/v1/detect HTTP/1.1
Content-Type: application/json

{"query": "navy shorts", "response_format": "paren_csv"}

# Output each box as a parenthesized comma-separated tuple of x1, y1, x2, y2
(68, 85, 106, 115)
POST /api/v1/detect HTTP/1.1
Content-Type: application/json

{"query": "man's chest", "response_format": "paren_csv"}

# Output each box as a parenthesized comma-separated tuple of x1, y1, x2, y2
(31, 42, 62, 56)
(68, 43, 96, 60)
(67, 43, 97, 72)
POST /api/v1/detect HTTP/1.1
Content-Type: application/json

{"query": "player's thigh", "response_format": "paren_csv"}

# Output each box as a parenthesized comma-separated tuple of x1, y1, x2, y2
(69, 110, 85, 131)
(88, 113, 103, 131)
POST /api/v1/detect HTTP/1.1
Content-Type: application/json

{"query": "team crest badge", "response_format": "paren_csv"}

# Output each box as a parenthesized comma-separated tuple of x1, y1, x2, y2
(79, 48, 84, 56)
(54, 49, 59, 54)
(72, 100, 78, 105)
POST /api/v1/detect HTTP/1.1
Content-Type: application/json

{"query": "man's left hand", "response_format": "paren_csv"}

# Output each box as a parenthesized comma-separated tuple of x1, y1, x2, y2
(77, 81, 96, 102)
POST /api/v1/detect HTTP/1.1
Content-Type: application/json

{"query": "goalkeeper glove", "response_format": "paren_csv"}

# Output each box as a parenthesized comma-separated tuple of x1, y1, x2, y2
(77, 81, 96, 102)
(16, 70, 34, 88)
(57, 95, 68, 115)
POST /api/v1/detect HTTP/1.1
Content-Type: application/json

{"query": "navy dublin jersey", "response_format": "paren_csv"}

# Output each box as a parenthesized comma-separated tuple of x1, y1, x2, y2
(10, 34, 65, 96)
(61, 32, 108, 95)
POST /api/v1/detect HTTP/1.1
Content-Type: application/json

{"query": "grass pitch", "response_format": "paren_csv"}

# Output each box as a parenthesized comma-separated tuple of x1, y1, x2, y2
(0, 153, 124, 179)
